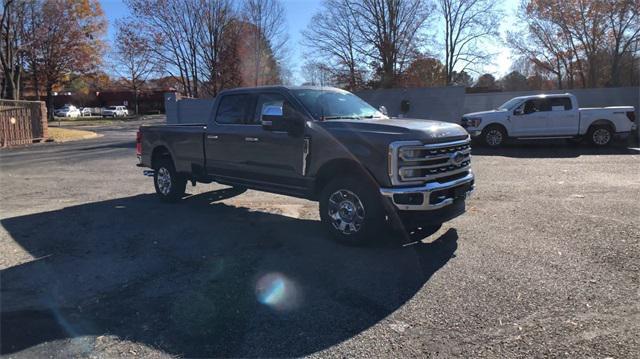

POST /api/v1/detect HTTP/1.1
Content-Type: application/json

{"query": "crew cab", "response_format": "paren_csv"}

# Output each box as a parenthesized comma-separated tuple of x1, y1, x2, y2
(137, 86, 475, 245)
(461, 93, 636, 147)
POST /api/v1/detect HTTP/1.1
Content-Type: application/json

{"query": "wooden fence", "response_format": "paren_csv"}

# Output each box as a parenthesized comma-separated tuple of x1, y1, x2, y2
(0, 100, 48, 147)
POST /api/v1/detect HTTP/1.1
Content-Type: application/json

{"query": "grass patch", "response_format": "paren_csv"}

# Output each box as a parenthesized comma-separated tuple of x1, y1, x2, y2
(48, 127, 99, 142)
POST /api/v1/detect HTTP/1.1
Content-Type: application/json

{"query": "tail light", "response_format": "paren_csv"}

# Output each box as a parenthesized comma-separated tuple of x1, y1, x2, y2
(626, 111, 635, 122)
(136, 130, 142, 156)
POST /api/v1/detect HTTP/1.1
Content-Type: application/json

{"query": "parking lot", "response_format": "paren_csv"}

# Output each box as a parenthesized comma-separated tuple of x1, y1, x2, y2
(1, 120, 639, 358)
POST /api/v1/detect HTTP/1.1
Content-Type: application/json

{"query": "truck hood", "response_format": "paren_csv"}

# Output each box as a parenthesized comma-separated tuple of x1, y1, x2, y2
(463, 109, 507, 118)
(314, 118, 469, 144)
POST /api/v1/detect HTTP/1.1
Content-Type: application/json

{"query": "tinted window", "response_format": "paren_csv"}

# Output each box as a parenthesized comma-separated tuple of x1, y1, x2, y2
(523, 99, 551, 114)
(253, 93, 286, 125)
(216, 95, 252, 124)
(550, 97, 572, 110)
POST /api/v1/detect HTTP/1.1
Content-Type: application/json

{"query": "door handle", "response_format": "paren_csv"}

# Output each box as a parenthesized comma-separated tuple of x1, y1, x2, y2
(207, 135, 219, 140)
(244, 137, 259, 142)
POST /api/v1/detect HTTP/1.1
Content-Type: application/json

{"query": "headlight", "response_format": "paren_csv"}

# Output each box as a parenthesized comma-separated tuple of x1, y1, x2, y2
(461, 117, 482, 127)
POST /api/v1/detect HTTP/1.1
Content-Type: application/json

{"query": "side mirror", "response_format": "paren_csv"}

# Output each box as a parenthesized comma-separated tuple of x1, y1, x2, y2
(261, 104, 288, 131)
(513, 108, 523, 116)
(379, 105, 388, 116)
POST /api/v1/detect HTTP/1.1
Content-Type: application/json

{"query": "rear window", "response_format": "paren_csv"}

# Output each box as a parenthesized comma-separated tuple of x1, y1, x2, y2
(550, 97, 572, 110)
(215, 94, 253, 124)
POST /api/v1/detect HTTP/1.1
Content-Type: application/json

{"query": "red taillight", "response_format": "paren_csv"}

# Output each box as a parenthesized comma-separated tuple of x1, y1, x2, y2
(136, 131, 142, 155)
(626, 111, 636, 122)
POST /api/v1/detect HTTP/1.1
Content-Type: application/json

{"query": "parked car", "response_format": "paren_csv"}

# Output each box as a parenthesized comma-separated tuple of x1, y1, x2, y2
(136, 86, 475, 245)
(80, 107, 92, 117)
(102, 106, 129, 117)
(54, 105, 81, 118)
(461, 93, 636, 147)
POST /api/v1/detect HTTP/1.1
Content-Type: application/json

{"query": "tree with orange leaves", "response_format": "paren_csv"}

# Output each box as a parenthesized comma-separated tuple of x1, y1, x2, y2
(25, 0, 107, 117)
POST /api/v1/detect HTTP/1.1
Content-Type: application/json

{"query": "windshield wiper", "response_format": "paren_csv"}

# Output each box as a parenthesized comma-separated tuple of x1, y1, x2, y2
(322, 115, 360, 120)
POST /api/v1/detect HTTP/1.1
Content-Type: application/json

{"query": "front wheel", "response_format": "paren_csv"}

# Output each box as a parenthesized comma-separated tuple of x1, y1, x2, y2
(153, 159, 187, 202)
(481, 125, 506, 147)
(319, 176, 386, 246)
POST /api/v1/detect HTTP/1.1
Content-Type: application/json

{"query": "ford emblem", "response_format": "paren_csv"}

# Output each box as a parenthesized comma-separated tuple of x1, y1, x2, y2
(451, 151, 465, 166)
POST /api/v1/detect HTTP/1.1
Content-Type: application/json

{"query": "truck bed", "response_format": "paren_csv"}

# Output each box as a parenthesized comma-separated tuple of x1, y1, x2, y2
(140, 124, 206, 173)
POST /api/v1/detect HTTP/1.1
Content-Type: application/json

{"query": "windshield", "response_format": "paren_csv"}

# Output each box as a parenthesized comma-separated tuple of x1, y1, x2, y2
(497, 98, 523, 110)
(291, 89, 384, 120)
(107, 106, 117, 110)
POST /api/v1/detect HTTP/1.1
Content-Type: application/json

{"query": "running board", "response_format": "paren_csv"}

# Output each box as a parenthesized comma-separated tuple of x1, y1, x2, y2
(516, 136, 573, 140)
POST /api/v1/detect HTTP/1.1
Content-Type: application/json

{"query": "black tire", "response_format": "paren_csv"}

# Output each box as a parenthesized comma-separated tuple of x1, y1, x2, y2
(481, 125, 506, 147)
(587, 125, 613, 147)
(153, 158, 187, 202)
(319, 176, 386, 246)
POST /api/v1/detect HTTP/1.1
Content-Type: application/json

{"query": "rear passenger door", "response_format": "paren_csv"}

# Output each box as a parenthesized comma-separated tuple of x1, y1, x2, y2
(205, 93, 256, 179)
(547, 97, 579, 135)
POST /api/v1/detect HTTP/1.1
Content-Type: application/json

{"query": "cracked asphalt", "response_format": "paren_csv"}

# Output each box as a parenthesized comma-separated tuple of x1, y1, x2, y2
(1, 119, 639, 358)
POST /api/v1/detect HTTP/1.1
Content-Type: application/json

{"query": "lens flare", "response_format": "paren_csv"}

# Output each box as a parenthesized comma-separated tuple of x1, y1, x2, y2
(255, 273, 300, 311)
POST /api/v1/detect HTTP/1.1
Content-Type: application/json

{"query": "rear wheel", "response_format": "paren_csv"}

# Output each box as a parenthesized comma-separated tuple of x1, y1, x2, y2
(482, 125, 506, 147)
(153, 159, 187, 202)
(319, 176, 386, 246)
(588, 125, 613, 147)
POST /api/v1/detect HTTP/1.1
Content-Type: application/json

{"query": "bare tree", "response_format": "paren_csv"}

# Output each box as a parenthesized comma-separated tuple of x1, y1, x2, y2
(113, 20, 156, 115)
(437, 0, 501, 85)
(301, 61, 333, 86)
(127, 0, 201, 97)
(302, 0, 363, 90)
(196, 0, 236, 96)
(606, 0, 640, 86)
(346, 0, 433, 88)
(241, 0, 288, 86)
(0, 0, 27, 99)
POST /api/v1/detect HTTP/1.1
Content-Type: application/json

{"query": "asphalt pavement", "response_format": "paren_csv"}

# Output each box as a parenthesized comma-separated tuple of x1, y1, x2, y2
(1, 120, 639, 358)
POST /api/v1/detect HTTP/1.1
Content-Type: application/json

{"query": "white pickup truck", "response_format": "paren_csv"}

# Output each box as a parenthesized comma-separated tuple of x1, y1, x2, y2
(461, 93, 636, 147)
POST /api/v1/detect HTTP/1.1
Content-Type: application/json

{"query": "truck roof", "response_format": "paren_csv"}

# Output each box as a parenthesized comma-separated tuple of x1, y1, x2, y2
(509, 93, 575, 101)
(219, 85, 346, 95)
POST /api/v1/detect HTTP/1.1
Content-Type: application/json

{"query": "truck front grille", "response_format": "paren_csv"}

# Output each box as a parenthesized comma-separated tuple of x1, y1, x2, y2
(388, 138, 471, 185)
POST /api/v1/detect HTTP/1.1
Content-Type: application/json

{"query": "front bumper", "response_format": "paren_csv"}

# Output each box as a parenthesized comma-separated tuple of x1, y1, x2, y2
(380, 171, 475, 211)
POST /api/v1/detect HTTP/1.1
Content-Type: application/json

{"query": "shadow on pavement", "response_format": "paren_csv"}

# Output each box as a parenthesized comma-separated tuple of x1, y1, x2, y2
(472, 140, 639, 158)
(1, 189, 458, 357)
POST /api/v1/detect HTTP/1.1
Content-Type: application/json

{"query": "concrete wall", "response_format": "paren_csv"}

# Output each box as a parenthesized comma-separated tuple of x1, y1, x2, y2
(355, 86, 466, 123)
(165, 86, 639, 125)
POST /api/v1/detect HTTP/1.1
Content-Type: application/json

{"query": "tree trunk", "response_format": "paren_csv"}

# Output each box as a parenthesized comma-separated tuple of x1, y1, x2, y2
(46, 84, 54, 120)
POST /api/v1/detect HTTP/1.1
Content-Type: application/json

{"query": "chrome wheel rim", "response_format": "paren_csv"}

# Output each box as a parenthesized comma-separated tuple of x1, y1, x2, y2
(486, 129, 503, 146)
(328, 189, 365, 235)
(157, 167, 172, 195)
(593, 129, 610, 145)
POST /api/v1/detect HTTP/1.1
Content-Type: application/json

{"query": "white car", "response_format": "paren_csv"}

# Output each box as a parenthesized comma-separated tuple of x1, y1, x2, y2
(102, 106, 129, 117)
(54, 105, 81, 118)
(461, 93, 636, 147)
(80, 107, 93, 117)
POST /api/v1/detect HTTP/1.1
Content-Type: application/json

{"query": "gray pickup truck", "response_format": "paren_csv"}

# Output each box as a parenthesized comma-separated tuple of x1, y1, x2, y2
(137, 86, 474, 245)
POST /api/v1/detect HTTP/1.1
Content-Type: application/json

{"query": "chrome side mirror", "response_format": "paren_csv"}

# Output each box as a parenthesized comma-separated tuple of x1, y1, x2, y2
(379, 105, 388, 116)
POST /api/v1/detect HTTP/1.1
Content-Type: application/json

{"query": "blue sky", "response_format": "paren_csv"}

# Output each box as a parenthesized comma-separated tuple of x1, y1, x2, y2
(100, 0, 517, 84)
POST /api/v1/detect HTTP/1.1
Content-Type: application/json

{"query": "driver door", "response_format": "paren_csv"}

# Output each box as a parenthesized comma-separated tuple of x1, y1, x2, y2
(510, 99, 551, 137)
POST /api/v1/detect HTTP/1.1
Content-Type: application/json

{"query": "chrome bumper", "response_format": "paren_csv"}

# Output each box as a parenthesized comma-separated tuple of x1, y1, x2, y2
(380, 171, 475, 211)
